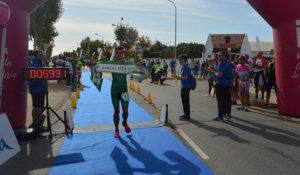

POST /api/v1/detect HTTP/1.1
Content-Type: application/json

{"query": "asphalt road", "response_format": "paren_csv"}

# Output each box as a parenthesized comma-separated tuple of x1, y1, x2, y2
(120, 74, 300, 175)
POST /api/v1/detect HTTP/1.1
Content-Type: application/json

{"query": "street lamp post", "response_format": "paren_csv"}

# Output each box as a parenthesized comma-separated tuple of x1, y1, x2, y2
(168, 0, 177, 60)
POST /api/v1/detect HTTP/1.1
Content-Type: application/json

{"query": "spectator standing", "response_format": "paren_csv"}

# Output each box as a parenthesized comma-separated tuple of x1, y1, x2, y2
(236, 56, 251, 111)
(163, 60, 168, 77)
(29, 50, 46, 129)
(194, 60, 200, 77)
(212, 52, 233, 121)
(170, 58, 177, 77)
(205, 58, 216, 97)
(231, 55, 239, 105)
(264, 57, 277, 108)
(201, 61, 206, 78)
(65, 57, 73, 87)
(77, 59, 84, 71)
(146, 58, 151, 68)
(55, 56, 65, 84)
(253, 51, 268, 102)
(190, 60, 195, 77)
(55, 56, 65, 68)
(177, 54, 192, 121)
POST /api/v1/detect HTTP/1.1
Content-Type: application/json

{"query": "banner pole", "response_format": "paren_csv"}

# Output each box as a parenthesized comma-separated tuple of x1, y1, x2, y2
(0, 27, 7, 111)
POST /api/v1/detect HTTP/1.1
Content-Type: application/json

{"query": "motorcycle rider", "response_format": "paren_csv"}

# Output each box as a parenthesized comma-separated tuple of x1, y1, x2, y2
(151, 59, 164, 83)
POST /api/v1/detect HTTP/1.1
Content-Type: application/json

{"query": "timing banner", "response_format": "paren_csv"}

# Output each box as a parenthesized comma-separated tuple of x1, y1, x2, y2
(90, 62, 149, 91)
(94, 62, 137, 74)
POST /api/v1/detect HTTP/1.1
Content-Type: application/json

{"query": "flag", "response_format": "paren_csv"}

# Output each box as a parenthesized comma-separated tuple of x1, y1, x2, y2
(78, 49, 83, 60)
(91, 52, 95, 60)
(109, 48, 115, 61)
(97, 49, 103, 61)
(90, 66, 103, 92)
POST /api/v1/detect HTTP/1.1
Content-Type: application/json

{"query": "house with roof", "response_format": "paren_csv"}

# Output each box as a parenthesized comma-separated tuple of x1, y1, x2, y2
(203, 34, 252, 60)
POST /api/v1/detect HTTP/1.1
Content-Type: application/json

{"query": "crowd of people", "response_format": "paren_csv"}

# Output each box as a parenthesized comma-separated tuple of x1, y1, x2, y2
(51, 56, 84, 88)
(203, 51, 277, 113)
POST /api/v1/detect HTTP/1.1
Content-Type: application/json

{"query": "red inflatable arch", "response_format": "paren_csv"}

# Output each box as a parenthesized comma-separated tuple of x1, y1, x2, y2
(247, 0, 300, 117)
(0, 0, 299, 129)
(0, 0, 47, 128)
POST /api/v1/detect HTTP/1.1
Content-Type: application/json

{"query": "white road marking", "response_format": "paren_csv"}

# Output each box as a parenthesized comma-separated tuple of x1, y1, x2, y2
(176, 128, 210, 160)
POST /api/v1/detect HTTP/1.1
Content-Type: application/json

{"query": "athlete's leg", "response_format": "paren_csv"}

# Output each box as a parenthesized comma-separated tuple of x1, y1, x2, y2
(121, 98, 131, 133)
(111, 93, 121, 131)
(113, 107, 120, 131)
(121, 105, 129, 126)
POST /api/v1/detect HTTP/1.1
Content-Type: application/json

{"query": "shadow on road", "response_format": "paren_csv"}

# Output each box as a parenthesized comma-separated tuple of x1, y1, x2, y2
(189, 119, 250, 144)
(111, 135, 202, 175)
(226, 116, 300, 147)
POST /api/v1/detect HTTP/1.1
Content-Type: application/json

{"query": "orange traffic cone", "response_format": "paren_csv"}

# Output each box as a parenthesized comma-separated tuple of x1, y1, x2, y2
(129, 82, 132, 89)
(76, 88, 80, 98)
(146, 92, 152, 104)
(137, 86, 141, 95)
(132, 83, 136, 92)
(158, 79, 161, 86)
(80, 84, 84, 91)
(71, 96, 77, 108)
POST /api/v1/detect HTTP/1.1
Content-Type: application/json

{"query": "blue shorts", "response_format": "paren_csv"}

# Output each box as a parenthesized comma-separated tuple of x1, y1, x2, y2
(240, 87, 249, 93)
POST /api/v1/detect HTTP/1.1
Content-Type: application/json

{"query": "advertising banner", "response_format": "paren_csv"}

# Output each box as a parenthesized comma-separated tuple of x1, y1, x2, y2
(0, 113, 20, 165)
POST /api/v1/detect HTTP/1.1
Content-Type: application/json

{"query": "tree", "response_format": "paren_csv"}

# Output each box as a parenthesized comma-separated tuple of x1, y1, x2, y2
(177, 43, 204, 58)
(30, 0, 63, 52)
(114, 24, 139, 50)
(56, 37, 114, 61)
(137, 35, 152, 48)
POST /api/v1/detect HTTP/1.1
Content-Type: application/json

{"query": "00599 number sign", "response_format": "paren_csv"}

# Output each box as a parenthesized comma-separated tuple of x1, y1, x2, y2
(23, 68, 69, 80)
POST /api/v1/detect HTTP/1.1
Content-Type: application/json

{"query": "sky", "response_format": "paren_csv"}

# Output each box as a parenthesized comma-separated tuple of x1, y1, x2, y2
(42, 0, 273, 55)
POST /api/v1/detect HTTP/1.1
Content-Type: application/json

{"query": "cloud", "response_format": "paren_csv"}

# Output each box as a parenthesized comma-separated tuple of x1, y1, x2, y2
(63, 0, 227, 21)
(55, 19, 114, 34)
(55, 18, 174, 36)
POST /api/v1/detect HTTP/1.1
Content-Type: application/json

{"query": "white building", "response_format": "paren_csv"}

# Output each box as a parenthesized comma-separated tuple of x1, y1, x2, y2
(203, 34, 252, 60)
(249, 42, 274, 56)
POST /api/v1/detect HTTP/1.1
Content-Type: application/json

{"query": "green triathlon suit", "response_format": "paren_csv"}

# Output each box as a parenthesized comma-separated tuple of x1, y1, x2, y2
(111, 72, 129, 107)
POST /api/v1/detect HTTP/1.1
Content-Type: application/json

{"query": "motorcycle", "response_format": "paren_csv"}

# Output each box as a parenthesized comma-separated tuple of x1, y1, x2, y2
(152, 69, 166, 85)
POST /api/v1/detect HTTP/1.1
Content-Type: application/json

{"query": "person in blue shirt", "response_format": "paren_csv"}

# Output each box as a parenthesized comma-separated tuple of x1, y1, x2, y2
(211, 52, 233, 121)
(177, 54, 192, 120)
(170, 59, 177, 77)
(29, 50, 46, 128)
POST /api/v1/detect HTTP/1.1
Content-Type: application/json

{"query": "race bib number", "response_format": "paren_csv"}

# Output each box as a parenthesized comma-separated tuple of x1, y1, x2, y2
(121, 92, 130, 102)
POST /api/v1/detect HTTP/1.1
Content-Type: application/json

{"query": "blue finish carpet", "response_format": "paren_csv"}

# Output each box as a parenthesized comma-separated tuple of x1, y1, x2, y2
(73, 73, 155, 127)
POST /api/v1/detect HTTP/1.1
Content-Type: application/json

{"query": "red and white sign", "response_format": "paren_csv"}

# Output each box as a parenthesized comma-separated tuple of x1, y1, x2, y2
(227, 44, 232, 54)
